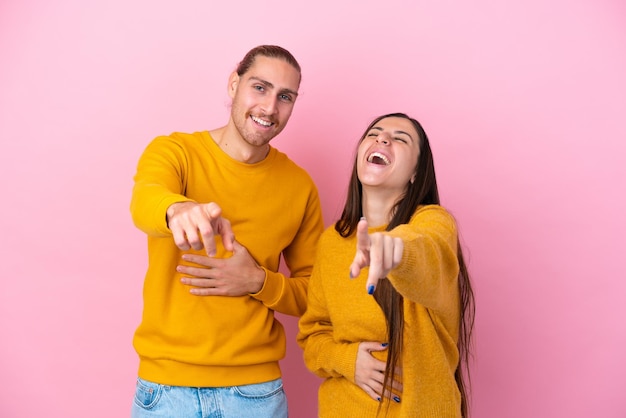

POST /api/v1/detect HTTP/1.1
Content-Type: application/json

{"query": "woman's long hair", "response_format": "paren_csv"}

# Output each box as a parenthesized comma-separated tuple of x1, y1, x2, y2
(335, 113, 476, 416)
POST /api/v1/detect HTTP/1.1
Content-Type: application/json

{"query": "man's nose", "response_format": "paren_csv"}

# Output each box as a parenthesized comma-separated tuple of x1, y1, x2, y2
(261, 96, 278, 115)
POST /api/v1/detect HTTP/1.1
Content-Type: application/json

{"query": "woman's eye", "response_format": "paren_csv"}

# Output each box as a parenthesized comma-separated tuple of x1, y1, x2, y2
(395, 138, 407, 143)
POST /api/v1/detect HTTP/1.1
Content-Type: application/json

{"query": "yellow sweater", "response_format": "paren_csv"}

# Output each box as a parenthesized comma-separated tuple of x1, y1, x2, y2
(298, 205, 462, 417)
(131, 131, 324, 387)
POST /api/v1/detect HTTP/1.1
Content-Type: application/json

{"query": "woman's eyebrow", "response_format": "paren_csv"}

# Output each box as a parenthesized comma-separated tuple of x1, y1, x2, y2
(370, 126, 414, 141)
(394, 130, 414, 141)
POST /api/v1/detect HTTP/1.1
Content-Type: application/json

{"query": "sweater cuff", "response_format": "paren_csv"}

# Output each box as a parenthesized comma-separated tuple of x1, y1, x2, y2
(333, 342, 359, 383)
(156, 196, 195, 235)
(250, 267, 282, 306)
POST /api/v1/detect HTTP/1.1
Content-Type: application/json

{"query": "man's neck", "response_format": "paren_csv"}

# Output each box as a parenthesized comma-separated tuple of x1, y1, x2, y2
(209, 126, 269, 164)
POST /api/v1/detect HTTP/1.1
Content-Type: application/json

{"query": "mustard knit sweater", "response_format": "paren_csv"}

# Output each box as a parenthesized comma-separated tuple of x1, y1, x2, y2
(130, 131, 324, 387)
(298, 205, 462, 417)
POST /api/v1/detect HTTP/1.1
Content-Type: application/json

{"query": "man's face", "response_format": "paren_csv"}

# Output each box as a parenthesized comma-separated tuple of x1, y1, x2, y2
(228, 56, 300, 148)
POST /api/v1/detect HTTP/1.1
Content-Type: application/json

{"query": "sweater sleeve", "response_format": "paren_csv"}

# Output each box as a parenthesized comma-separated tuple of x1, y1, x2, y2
(387, 205, 460, 318)
(130, 135, 194, 236)
(297, 233, 360, 382)
(251, 180, 324, 317)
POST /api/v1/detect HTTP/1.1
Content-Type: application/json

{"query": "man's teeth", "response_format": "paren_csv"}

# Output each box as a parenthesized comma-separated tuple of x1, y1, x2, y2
(367, 152, 390, 165)
(251, 116, 272, 127)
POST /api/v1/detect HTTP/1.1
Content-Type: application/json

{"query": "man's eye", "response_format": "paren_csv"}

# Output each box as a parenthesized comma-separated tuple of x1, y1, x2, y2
(280, 94, 292, 102)
(254, 85, 265, 92)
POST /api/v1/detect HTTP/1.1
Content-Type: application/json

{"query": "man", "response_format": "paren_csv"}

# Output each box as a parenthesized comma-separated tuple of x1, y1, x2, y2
(130, 45, 324, 418)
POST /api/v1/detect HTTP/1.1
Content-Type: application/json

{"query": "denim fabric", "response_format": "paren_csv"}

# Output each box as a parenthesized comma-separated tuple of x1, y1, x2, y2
(131, 377, 288, 418)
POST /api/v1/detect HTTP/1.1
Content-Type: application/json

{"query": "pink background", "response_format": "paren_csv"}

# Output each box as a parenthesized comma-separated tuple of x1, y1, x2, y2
(1, 1, 625, 417)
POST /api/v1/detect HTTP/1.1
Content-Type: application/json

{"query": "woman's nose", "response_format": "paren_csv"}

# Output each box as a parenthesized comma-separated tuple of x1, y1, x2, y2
(376, 134, 390, 145)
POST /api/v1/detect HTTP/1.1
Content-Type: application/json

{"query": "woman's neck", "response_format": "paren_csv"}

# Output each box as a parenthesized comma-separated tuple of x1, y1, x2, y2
(361, 188, 402, 228)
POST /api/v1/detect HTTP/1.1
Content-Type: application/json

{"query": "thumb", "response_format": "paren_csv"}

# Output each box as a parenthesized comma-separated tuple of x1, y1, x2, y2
(231, 238, 245, 253)
(349, 259, 362, 280)
(204, 202, 223, 218)
(360, 341, 389, 352)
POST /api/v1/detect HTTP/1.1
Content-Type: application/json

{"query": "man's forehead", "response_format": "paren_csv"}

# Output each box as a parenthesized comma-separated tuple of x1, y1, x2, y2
(249, 55, 294, 70)
(244, 56, 300, 87)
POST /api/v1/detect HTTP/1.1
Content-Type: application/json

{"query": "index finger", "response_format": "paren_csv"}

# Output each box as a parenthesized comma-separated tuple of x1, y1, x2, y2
(201, 203, 236, 255)
(349, 218, 371, 279)
(214, 217, 235, 252)
(355, 217, 370, 252)
(200, 203, 221, 256)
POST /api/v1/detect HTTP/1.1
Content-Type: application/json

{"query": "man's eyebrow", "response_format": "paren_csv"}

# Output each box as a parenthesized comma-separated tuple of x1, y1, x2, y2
(249, 77, 299, 97)
(279, 88, 299, 97)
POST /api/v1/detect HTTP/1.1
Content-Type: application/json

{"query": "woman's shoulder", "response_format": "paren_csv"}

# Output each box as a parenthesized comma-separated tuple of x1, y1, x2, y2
(321, 223, 342, 239)
(414, 204, 450, 216)
(411, 204, 457, 228)
(318, 223, 354, 245)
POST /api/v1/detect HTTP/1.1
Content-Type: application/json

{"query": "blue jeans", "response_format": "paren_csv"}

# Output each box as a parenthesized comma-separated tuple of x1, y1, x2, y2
(131, 377, 288, 418)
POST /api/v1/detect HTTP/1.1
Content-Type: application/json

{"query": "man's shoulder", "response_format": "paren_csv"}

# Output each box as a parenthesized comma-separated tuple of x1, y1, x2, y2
(165, 130, 207, 142)
(270, 148, 313, 176)
(146, 131, 208, 151)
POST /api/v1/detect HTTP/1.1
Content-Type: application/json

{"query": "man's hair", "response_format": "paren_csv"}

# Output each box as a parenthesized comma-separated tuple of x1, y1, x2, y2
(236, 45, 302, 85)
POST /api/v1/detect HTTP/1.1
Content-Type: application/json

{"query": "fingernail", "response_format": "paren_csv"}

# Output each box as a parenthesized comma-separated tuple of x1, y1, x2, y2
(367, 285, 375, 295)
(381, 343, 388, 347)
(360, 216, 366, 221)
(393, 396, 401, 403)
(349, 271, 354, 279)
(377, 397, 381, 402)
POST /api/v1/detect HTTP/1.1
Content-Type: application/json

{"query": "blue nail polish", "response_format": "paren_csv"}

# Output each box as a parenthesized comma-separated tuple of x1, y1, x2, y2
(367, 285, 375, 295)
(393, 396, 401, 403)
(377, 397, 381, 402)
(381, 343, 388, 347)
(349, 271, 354, 279)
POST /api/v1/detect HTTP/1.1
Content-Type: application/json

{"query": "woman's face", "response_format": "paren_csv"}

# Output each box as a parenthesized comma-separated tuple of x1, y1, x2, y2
(357, 116, 421, 194)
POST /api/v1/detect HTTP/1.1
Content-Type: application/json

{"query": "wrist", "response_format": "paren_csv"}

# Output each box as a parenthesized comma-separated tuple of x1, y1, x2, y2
(250, 266, 266, 294)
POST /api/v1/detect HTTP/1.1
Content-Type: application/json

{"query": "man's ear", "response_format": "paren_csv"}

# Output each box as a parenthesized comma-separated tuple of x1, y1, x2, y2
(227, 72, 239, 99)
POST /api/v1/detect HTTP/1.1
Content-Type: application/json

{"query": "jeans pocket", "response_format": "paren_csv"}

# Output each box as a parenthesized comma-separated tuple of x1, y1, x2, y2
(133, 378, 163, 410)
(233, 378, 284, 399)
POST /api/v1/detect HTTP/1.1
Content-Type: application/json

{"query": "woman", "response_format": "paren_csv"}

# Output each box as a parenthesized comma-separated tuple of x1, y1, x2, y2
(297, 113, 475, 417)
